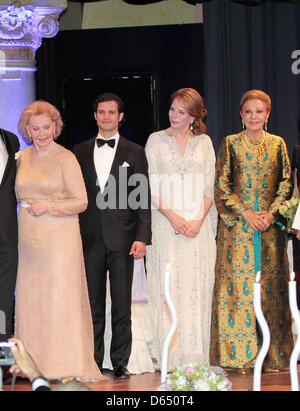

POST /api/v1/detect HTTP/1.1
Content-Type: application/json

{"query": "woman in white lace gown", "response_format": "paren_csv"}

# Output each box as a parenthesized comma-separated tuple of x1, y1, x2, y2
(145, 88, 217, 371)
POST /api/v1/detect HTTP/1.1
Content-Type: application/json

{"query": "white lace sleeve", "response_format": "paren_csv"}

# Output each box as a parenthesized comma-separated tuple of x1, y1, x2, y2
(145, 132, 170, 210)
(203, 135, 216, 200)
(202, 135, 218, 237)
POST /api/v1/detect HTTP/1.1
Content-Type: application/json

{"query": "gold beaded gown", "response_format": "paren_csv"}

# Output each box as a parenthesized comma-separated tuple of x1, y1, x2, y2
(210, 132, 293, 369)
(15, 143, 103, 381)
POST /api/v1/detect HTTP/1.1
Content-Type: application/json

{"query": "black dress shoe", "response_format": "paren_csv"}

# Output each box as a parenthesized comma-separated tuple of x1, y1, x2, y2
(100, 368, 115, 379)
(113, 365, 130, 379)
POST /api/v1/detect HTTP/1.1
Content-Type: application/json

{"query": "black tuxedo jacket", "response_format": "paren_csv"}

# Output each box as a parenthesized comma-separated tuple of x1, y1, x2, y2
(74, 135, 151, 252)
(292, 144, 300, 190)
(0, 129, 19, 245)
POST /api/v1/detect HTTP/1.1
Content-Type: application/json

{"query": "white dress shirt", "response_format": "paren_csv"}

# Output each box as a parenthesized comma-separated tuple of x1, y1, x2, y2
(0, 135, 8, 184)
(94, 132, 119, 193)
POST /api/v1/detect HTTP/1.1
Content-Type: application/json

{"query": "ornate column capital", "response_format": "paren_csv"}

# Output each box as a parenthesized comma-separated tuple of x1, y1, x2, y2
(0, 0, 67, 75)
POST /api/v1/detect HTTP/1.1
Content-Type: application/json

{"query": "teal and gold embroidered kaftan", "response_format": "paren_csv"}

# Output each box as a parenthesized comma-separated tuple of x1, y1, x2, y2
(210, 132, 293, 369)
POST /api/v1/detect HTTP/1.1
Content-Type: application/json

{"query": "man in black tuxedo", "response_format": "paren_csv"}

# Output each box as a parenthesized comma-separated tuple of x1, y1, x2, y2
(74, 93, 151, 379)
(0, 128, 19, 343)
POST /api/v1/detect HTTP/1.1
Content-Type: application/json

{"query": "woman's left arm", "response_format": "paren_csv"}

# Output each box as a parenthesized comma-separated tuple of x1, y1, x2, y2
(259, 139, 292, 230)
(28, 154, 88, 217)
(184, 137, 216, 238)
(267, 138, 292, 217)
(49, 152, 88, 217)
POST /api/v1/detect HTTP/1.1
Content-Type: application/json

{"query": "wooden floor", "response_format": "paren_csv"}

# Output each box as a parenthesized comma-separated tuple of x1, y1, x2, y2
(2, 366, 299, 392)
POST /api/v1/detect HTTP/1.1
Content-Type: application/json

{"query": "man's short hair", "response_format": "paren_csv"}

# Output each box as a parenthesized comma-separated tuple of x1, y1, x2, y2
(93, 92, 125, 114)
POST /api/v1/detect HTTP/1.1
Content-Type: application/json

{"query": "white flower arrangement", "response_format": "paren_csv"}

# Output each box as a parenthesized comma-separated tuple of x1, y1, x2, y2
(157, 363, 232, 392)
(279, 198, 300, 233)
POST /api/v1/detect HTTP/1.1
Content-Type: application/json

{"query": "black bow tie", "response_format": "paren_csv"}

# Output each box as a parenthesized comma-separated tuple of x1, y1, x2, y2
(97, 138, 115, 148)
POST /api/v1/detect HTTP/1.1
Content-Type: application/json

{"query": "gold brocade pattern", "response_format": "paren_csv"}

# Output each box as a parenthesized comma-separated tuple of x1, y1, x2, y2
(210, 133, 293, 369)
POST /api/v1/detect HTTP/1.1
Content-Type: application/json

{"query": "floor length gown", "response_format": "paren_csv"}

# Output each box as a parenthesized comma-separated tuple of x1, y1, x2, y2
(15, 143, 103, 381)
(210, 133, 293, 369)
(145, 131, 217, 371)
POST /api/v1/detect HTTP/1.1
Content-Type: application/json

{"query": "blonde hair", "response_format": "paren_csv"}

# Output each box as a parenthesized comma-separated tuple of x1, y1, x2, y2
(18, 100, 63, 142)
(240, 89, 272, 113)
(171, 88, 207, 135)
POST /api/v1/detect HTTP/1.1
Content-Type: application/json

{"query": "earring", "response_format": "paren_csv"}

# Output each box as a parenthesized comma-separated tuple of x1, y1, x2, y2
(264, 119, 268, 131)
(190, 119, 194, 131)
(28, 135, 32, 142)
(242, 120, 245, 130)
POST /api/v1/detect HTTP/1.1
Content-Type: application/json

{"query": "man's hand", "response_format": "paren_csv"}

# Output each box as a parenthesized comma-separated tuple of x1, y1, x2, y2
(129, 241, 146, 259)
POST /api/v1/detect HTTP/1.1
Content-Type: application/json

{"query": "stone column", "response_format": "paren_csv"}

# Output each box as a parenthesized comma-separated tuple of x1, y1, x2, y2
(0, 0, 67, 148)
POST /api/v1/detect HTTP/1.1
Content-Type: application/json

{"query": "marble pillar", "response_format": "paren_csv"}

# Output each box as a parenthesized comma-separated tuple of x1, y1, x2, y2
(0, 0, 67, 147)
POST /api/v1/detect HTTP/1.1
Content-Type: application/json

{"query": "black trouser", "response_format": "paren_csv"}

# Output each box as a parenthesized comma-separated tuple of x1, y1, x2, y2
(0, 244, 18, 342)
(293, 236, 300, 306)
(83, 238, 134, 370)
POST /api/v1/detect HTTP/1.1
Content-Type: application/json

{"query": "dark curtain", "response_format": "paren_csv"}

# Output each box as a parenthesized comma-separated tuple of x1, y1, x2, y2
(203, 0, 300, 155)
(35, 24, 204, 148)
(35, 38, 57, 106)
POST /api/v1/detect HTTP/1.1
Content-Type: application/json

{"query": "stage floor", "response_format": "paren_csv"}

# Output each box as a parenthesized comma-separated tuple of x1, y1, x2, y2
(2, 366, 299, 392)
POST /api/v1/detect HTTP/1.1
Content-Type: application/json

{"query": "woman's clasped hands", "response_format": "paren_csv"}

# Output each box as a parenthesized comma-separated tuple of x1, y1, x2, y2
(242, 210, 274, 232)
(169, 211, 203, 238)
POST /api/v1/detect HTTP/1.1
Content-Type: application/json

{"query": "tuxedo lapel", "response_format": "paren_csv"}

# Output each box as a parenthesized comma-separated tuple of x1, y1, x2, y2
(83, 138, 98, 192)
(109, 136, 128, 180)
(0, 129, 14, 187)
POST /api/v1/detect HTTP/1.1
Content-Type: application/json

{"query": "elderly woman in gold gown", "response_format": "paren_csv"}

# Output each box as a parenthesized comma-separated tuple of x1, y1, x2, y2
(15, 101, 103, 382)
(210, 90, 293, 373)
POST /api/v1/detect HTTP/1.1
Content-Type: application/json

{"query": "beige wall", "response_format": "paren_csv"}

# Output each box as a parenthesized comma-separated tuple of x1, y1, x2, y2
(60, 1, 83, 31)
(81, 0, 196, 30)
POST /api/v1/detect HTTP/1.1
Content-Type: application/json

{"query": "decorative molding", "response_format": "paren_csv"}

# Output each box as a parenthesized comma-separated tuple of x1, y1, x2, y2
(0, 0, 67, 76)
(0, 1, 67, 50)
